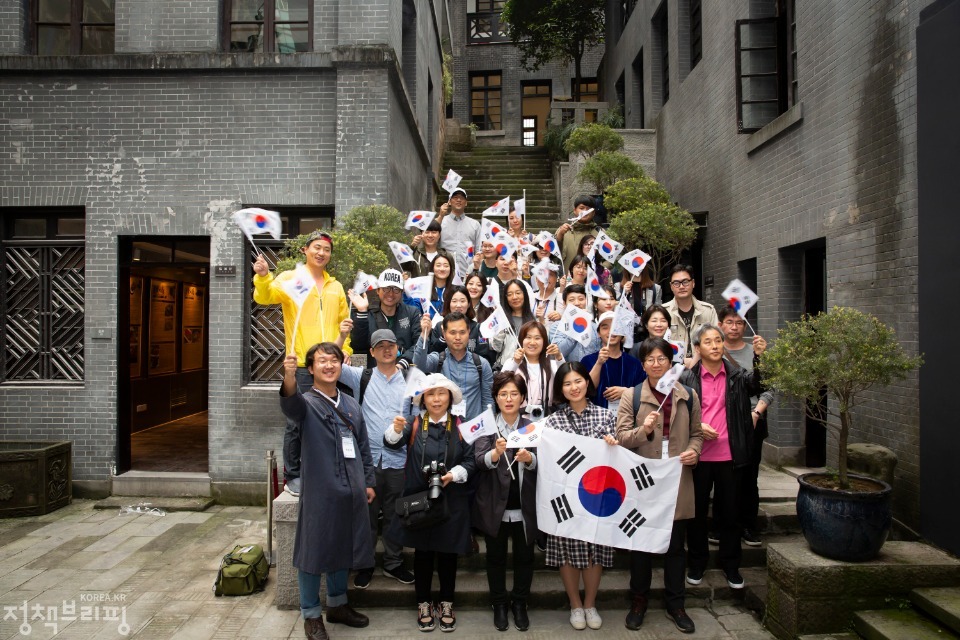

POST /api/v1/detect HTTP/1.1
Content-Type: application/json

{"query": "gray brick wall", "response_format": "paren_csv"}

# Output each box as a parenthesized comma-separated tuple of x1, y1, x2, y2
(116, 0, 219, 53)
(603, 0, 923, 527)
(0, 1, 24, 54)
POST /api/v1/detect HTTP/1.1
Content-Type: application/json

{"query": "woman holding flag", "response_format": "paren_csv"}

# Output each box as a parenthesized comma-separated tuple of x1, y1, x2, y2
(490, 279, 536, 371)
(465, 274, 493, 323)
(385, 374, 475, 633)
(501, 321, 563, 418)
(614, 338, 702, 633)
(543, 362, 620, 631)
(472, 372, 538, 632)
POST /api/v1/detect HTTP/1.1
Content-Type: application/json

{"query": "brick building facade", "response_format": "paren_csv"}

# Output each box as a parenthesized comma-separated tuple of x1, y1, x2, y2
(602, 0, 924, 528)
(0, 0, 448, 501)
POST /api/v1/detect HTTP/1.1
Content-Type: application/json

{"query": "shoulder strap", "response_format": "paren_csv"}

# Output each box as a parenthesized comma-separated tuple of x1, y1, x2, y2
(632, 382, 643, 418)
(679, 383, 694, 414)
(358, 367, 373, 405)
(472, 353, 483, 380)
(438, 350, 447, 370)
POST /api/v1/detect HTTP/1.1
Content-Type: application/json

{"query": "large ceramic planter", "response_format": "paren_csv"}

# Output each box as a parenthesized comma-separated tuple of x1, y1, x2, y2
(796, 472, 892, 561)
(0, 441, 72, 517)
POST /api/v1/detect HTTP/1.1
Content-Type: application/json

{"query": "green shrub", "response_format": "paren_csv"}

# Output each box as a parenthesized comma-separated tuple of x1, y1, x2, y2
(336, 204, 409, 252)
(607, 202, 698, 283)
(275, 230, 389, 287)
(604, 176, 670, 215)
(577, 151, 644, 193)
(544, 119, 577, 163)
(564, 123, 624, 157)
(599, 102, 625, 129)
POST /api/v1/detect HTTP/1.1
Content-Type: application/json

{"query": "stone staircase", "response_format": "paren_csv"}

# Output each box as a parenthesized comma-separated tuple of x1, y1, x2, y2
(438, 146, 564, 236)
(848, 588, 960, 640)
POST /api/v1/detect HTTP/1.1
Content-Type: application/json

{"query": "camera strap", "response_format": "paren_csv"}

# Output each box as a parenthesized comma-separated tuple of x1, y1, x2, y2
(416, 413, 454, 479)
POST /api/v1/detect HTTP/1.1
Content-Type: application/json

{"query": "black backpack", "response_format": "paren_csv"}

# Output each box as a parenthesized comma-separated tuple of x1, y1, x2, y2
(358, 366, 410, 406)
(437, 350, 484, 383)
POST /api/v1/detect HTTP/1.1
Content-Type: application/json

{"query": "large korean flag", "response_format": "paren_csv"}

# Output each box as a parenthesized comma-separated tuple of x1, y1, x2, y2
(537, 429, 682, 553)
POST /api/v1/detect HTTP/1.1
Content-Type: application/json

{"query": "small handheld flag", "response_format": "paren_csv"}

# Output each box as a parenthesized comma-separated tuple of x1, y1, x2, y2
(481, 278, 500, 308)
(568, 208, 594, 224)
(442, 169, 463, 194)
(280, 264, 315, 355)
(594, 229, 624, 263)
(721, 279, 759, 336)
(587, 268, 610, 299)
(406, 209, 437, 231)
(404, 367, 429, 399)
(655, 364, 685, 410)
(404, 274, 433, 302)
(505, 420, 544, 448)
(479, 305, 513, 339)
(561, 305, 596, 347)
(537, 231, 563, 262)
(351, 271, 378, 295)
(232, 207, 282, 251)
(492, 232, 519, 260)
(388, 241, 416, 266)
(619, 249, 653, 278)
(482, 196, 510, 218)
(458, 408, 498, 445)
(513, 197, 526, 220)
(481, 218, 506, 241)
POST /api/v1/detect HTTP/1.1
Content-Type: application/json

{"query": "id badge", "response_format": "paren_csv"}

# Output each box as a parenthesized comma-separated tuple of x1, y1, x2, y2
(342, 436, 356, 459)
(661, 438, 670, 460)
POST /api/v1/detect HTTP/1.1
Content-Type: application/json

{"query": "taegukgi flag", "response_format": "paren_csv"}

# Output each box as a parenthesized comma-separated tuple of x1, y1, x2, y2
(232, 207, 282, 242)
(458, 408, 498, 445)
(592, 229, 624, 263)
(721, 279, 758, 318)
(505, 420, 544, 449)
(481, 218, 507, 242)
(537, 231, 563, 262)
(481, 278, 500, 308)
(442, 169, 462, 194)
(513, 197, 526, 219)
(587, 268, 610, 299)
(280, 264, 314, 308)
(656, 364, 685, 395)
(492, 232, 519, 260)
(482, 196, 511, 218)
(619, 249, 653, 278)
(404, 274, 433, 305)
(561, 305, 596, 347)
(351, 271, 378, 295)
(406, 209, 437, 231)
(389, 241, 416, 265)
(537, 429, 682, 552)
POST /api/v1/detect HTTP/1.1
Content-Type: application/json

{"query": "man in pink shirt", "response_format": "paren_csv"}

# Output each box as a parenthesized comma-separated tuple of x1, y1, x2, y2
(679, 324, 766, 590)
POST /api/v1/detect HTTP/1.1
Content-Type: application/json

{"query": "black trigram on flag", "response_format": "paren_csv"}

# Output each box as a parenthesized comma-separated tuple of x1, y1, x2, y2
(619, 508, 647, 537)
(631, 464, 655, 491)
(551, 495, 574, 523)
(557, 446, 586, 474)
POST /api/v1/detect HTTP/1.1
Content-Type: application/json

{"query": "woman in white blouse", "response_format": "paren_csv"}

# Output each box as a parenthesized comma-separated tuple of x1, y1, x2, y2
(501, 321, 564, 420)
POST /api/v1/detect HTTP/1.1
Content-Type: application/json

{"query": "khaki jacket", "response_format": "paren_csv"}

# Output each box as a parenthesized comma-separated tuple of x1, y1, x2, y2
(663, 296, 719, 358)
(616, 382, 703, 520)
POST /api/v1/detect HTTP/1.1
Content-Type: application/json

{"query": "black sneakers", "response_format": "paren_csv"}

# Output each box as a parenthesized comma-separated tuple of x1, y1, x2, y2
(665, 608, 696, 633)
(384, 566, 415, 584)
(624, 594, 648, 630)
(353, 568, 374, 589)
(742, 529, 762, 546)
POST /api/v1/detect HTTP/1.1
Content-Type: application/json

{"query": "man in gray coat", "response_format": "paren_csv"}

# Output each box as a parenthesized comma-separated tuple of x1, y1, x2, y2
(281, 343, 376, 640)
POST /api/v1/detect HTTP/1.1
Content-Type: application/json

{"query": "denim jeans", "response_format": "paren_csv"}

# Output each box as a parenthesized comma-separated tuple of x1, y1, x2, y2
(298, 569, 348, 619)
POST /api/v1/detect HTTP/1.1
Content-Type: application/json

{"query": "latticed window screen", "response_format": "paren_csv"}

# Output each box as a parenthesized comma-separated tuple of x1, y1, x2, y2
(2, 243, 85, 381)
(248, 241, 286, 383)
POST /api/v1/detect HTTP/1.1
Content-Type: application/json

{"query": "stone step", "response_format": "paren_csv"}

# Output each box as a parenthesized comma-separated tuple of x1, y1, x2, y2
(853, 609, 960, 640)
(912, 588, 960, 635)
(798, 634, 861, 640)
(348, 566, 768, 610)
(110, 470, 211, 497)
(92, 495, 215, 512)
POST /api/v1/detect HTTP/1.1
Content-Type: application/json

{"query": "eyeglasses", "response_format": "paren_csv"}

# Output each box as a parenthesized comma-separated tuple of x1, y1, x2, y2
(643, 356, 670, 365)
(670, 278, 693, 288)
(722, 319, 745, 327)
(497, 392, 522, 399)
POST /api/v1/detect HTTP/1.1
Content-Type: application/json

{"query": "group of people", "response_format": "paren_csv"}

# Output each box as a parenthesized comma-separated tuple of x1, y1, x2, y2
(253, 191, 772, 640)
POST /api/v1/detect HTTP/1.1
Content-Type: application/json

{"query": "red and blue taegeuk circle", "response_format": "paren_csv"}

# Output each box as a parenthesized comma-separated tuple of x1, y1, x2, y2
(467, 246, 475, 257)
(578, 466, 626, 517)
(602, 241, 614, 253)
(728, 297, 742, 311)
(544, 240, 556, 252)
(589, 278, 601, 292)
(572, 317, 589, 333)
(631, 256, 645, 269)
(517, 423, 537, 435)
(411, 214, 423, 224)
(496, 242, 509, 256)
(670, 342, 680, 355)
(254, 214, 268, 228)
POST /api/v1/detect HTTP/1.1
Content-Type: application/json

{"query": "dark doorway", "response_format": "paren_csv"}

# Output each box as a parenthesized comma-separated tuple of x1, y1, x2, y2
(118, 237, 210, 474)
(802, 242, 827, 467)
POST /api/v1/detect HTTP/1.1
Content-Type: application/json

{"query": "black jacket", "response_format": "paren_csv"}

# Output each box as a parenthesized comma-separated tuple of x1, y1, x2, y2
(680, 358, 763, 468)
(351, 301, 423, 366)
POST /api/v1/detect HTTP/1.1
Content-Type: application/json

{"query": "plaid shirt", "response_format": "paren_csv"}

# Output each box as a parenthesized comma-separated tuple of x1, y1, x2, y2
(546, 402, 615, 440)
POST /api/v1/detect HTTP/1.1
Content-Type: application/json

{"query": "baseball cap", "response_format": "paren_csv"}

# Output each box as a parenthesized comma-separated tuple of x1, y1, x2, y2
(370, 329, 398, 349)
(449, 188, 468, 200)
(378, 269, 403, 289)
(598, 311, 617, 326)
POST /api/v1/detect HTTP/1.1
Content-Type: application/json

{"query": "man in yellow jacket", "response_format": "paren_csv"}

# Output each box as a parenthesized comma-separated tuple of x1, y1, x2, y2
(253, 230, 351, 496)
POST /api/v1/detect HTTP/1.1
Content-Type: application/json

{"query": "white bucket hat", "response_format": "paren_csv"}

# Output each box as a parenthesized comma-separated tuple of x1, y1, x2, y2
(416, 373, 464, 407)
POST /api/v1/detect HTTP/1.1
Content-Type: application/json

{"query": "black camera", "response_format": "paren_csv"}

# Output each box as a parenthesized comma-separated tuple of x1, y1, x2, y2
(422, 460, 447, 500)
(526, 404, 544, 420)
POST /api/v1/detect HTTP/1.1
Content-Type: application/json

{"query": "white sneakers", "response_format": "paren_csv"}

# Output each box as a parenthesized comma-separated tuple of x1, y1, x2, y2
(570, 608, 586, 630)
(569, 607, 602, 630)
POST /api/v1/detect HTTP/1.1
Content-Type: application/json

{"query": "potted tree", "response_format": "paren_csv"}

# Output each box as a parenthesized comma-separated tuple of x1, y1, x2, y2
(759, 307, 922, 561)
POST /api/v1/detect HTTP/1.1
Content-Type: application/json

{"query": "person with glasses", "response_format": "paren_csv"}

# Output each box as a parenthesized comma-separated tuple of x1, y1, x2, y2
(347, 269, 423, 371)
(472, 372, 539, 631)
(438, 187, 482, 277)
(615, 338, 703, 633)
(663, 264, 718, 364)
(718, 306, 774, 547)
(253, 230, 350, 498)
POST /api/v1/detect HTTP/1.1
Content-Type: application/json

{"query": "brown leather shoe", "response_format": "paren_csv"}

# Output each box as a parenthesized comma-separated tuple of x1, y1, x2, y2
(326, 604, 370, 628)
(304, 617, 329, 640)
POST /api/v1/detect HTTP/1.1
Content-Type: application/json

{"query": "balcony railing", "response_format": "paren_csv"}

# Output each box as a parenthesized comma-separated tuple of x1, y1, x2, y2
(467, 12, 510, 44)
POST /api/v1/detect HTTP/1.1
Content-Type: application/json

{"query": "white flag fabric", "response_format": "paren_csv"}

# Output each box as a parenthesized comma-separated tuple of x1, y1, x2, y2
(479, 305, 513, 339)
(406, 209, 437, 231)
(232, 207, 282, 241)
(587, 268, 610, 299)
(481, 217, 508, 241)
(351, 271, 379, 295)
(505, 420, 544, 449)
(513, 197, 526, 220)
(482, 196, 510, 218)
(442, 169, 462, 194)
(561, 305, 596, 346)
(610, 299, 638, 339)
(520, 243, 540, 258)
(388, 241, 416, 265)
(619, 249, 653, 277)
(280, 264, 314, 308)
(568, 207, 594, 224)
(403, 367, 429, 399)
(451, 265, 464, 287)
(721, 279, 759, 318)
(667, 339, 686, 363)
(655, 364, 685, 395)
(532, 258, 559, 285)
(536, 231, 563, 262)
(404, 274, 433, 302)
(492, 233, 520, 260)
(458, 408, 498, 445)
(537, 429, 682, 552)
(594, 229, 624, 263)
(481, 278, 500, 308)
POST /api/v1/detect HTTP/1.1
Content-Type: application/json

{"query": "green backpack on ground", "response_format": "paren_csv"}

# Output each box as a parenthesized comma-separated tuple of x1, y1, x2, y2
(214, 544, 269, 596)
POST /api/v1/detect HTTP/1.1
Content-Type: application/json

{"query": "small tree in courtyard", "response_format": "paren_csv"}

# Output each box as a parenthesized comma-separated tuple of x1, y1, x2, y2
(604, 176, 672, 212)
(275, 231, 389, 288)
(577, 151, 644, 195)
(607, 202, 697, 283)
(759, 307, 922, 490)
(564, 123, 624, 158)
(502, 0, 605, 101)
(336, 204, 409, 253)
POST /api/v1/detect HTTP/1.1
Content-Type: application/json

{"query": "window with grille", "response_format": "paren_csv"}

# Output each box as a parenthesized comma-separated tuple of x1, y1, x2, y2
(470, 72, 502, 130)
(33, 0, 114, 55)
(735, 0, 798, 132)
(223, 0, 312, 53)
(1, 209, 85, 382)
(247, 207, 334, 383)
